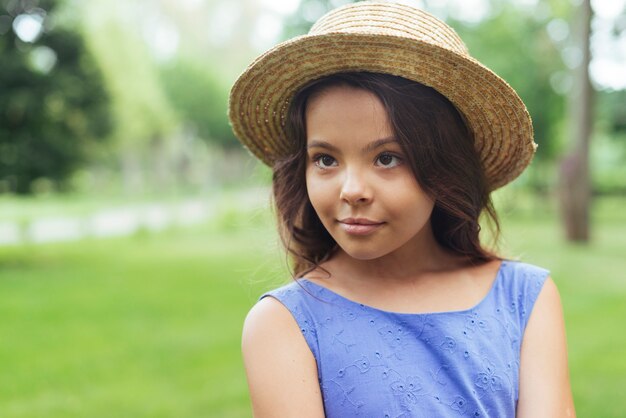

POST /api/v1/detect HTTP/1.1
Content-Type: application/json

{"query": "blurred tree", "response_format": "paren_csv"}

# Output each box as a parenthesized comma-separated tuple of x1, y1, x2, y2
(160, 56, 236, 147)
(558, 0, 594, 242)
(0, 0, 112, 194)
(281, 0, 335, 38)
(156, 0, 259, 148)
(79, 0, 178, 194)
(606, 90, 626, 135)
(159, 0, 262, 79)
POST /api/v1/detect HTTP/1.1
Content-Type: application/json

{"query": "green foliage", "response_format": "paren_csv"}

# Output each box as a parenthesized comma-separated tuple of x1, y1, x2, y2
(78, 2, 176, 149)
(597, 89, 626, 135)
(591, 133, 626, 195)
(281, 0, 336, 38)
(0, 0, 112, 194)
(160, 57, 237, 147)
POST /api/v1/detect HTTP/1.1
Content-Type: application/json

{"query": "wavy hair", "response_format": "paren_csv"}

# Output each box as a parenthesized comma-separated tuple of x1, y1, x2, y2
(272, 72, 501, 277)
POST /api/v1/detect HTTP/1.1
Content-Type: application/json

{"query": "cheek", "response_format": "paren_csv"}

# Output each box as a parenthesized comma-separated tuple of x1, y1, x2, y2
(305, 170, 331, 216)
(386, 177, 435, 218)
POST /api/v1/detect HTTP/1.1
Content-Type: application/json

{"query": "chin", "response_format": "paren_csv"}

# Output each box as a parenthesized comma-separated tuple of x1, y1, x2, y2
(339, 245, 392, 261)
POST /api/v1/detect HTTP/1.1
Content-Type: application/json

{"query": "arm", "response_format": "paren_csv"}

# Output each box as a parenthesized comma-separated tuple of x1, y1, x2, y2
(241, 297, 326, 418)
(516, 277, 576, 417)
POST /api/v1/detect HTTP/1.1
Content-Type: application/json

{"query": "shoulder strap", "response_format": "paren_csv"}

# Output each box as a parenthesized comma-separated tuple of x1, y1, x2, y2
(501, 260, 550, 333)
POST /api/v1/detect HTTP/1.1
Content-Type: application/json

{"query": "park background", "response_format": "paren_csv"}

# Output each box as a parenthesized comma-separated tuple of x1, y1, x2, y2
(1, 0, 625, 416)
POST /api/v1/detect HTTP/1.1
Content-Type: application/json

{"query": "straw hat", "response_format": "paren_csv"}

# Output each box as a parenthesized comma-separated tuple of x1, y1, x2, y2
(228, 1, 536, 190)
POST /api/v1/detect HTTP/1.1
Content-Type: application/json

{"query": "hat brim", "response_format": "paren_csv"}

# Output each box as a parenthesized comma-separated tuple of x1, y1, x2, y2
(229, 32, 535, 190)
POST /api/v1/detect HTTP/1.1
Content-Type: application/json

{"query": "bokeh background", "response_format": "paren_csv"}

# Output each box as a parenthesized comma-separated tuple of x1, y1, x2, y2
(1, 0, 625, 416)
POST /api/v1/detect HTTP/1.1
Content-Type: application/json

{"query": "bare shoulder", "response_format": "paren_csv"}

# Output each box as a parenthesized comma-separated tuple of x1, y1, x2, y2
(242, 296, 325, 418)
(533, 276, 563, 315)
(242, 296, 299, 343)
(517, 276, 576, 417)
(242, 296, 315, 370)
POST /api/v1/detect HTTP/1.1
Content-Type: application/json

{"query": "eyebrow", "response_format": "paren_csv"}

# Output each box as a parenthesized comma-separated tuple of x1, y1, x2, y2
(307, 140, 339, 152)
(307, 137, 399, 153)
(363, 137, 398, 153)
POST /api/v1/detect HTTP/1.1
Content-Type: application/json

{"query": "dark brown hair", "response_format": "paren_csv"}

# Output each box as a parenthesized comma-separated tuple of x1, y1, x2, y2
(272, 72, 500, 276)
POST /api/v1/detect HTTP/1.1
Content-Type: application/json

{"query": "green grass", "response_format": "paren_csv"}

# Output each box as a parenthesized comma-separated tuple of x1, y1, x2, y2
(1, 198, 625, 416)
(0, 212, 286, 418)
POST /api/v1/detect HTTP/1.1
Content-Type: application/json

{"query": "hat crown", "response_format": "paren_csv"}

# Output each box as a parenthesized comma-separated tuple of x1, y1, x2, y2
(309, 1, 469, 56)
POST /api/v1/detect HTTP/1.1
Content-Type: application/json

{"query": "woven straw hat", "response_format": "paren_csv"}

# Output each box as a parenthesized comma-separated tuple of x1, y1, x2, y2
(229, 1, 536, 190)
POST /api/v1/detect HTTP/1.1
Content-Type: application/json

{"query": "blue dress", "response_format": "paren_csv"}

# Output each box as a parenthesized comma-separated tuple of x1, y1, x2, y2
(260, 260, 548, 417)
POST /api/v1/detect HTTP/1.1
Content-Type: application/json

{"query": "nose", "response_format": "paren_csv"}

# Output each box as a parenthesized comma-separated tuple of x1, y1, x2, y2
(340, 169, 372, 206)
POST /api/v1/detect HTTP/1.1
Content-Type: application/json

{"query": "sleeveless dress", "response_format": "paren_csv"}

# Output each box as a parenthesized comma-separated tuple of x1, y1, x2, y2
(260, 260, 549, 418)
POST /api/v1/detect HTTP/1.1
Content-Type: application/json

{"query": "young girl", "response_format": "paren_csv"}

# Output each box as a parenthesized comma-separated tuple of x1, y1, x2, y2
(229, 2, 575, 417)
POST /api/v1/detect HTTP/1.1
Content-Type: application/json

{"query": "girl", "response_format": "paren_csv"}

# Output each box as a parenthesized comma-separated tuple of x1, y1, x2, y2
(229, 2, 575, 417)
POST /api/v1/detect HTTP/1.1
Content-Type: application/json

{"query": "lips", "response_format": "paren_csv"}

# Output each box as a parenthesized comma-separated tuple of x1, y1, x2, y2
(338, 218, 385, 235)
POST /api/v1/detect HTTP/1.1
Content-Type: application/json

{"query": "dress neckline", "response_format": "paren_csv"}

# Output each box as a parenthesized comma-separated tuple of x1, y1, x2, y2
(299, 260, 508, 316)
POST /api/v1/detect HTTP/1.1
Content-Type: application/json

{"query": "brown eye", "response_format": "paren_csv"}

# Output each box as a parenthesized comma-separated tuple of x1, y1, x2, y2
(376, 153, 400, 167)
(313, 154, 337, 169)
(321, 155, 335, 167)
(379, 154, 393, 165)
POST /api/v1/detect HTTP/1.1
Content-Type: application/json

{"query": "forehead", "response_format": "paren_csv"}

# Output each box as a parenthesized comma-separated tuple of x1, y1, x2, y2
(305, 85, 393, 144)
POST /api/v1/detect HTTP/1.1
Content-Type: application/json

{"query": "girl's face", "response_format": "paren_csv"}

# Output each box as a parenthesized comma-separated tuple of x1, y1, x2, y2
(305, 85, 436, 262)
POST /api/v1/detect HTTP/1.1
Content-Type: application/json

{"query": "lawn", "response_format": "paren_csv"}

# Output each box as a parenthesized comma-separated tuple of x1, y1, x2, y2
(0, 196, 624, 417)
